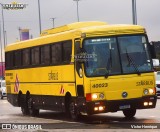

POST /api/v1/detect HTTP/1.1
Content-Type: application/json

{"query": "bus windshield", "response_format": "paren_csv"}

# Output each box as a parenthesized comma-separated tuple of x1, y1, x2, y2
(83, 35, 152, 77)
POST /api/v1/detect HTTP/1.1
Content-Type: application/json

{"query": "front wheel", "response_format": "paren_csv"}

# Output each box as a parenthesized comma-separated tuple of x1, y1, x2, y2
(69, 100, 81, 120)
(123, 109, 136, 118)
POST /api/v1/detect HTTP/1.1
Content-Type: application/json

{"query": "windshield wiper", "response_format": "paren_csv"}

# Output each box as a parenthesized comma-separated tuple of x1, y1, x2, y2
(125, 50, 141, 75)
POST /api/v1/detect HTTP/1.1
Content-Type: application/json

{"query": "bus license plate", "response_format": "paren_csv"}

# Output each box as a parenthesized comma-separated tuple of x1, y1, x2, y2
(119, 105, 130, 110)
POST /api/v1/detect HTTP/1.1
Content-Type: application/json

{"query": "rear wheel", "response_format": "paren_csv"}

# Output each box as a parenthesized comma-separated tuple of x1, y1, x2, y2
(123, 109, 136, 118)
(19, 96, 29, 115)
(21, 98, 29, 115)
(28, 98, 39, 117)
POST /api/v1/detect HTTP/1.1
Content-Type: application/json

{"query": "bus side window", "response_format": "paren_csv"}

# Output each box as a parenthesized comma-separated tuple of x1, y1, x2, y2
(56, 43, 62, 64)
(5, 53, 9, 69)
(51, 44, 56, 65)
(41, 45, 50, 65)
(5, 52, 14, 69)
(14, 50, 22, 68)
(62, 41, 72, 63)
(31, 47, 40, 65)
(22, 48, 30, 66)
(51, 43, 62, 65)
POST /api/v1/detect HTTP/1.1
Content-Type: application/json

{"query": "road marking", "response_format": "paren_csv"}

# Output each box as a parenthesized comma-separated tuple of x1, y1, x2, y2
(149, 116, 155, 118)
(1, 100, 8, 104)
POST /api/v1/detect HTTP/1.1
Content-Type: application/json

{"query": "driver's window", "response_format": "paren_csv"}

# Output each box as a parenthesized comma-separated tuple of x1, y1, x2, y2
(75, 40, 82, 77)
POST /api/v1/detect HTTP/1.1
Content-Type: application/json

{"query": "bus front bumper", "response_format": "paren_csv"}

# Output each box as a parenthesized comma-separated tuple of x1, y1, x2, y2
(78, 96, 157, 115)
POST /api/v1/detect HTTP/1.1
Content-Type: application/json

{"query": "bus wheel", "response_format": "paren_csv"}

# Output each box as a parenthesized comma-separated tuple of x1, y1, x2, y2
(123, 109, 136, 118)
(28, 98, 39, 117)
(69, 100, 80, 120)
(21, 98, 29, 115)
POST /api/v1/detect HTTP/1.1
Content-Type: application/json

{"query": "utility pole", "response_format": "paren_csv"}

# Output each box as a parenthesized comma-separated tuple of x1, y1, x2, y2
(4, 30, 7, 44)
(0, 3, 5, 79)
(0, 21, 3, 79)
(0, 3, 6, 47)
(50, 18, 56, 28)
(18, 27, 21, 41)
(132, 0, 137, 25)
(30, 34, 33, 39)
(38, 0, 42, 34)
(73, 0, 80, 22)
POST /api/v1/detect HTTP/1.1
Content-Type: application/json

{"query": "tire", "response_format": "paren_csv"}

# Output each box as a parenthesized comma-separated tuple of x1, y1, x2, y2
(21, 105, 29, 115)
(69, 100, 81, 120)
(21, 97, 29, 115)
(28, 98, 39, 117)
(123, 109, 136, 118)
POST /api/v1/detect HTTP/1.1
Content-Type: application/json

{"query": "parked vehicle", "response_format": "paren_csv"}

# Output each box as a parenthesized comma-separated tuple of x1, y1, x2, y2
(0, 80, 6, 99)
(155, 71, 160, 97)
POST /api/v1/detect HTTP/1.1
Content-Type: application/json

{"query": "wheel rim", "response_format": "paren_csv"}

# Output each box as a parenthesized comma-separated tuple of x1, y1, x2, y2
(27, 98, 39, 116)
(69, 101, 79, 120)
(69, 102, 76, 119)
(28, 98, 33, 115)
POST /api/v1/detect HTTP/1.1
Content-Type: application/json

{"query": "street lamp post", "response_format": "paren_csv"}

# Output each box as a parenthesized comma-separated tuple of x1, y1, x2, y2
(73, 0, 80, 22)
(0, 3, 5, 79)
(4, 30, 7, 44)
(18, 27, 21, 41)
(0, 3, 6, 46)
(38, 0, 42, 34)
(132, 0, 137, 25)
(0, 21, 3, 79)
(50, 18, 56, 28)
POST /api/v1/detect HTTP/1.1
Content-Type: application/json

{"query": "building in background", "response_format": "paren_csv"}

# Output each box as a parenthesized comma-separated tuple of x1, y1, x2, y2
(0, 62, 5, 80)
(20, 29, 29, 41)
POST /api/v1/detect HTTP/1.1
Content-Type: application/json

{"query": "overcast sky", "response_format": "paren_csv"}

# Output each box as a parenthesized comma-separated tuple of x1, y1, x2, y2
(1, 0, 160, 45)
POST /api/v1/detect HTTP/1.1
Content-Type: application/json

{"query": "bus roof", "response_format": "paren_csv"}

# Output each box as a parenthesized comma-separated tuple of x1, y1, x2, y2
(5, 21, 145, 52)
(40, 21, 107, 36)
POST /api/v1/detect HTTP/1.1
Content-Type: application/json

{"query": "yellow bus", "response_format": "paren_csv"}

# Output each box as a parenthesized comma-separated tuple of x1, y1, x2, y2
(5, 21, 157, 120)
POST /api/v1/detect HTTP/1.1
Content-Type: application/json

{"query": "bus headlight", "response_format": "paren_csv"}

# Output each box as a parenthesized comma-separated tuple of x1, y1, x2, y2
(149, 88, 154, 94)
(144, 89, 149, 95)
(99, 93, 105, 99)
(144, 88, 155, 95)
(92, 94, 98, 99)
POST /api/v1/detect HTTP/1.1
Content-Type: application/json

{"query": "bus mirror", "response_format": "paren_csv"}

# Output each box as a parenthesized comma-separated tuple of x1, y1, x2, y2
(152, 59, 159, 67)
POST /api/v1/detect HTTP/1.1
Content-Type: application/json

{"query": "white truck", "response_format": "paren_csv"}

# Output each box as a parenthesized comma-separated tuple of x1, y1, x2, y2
(0, 80, 6, 99)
